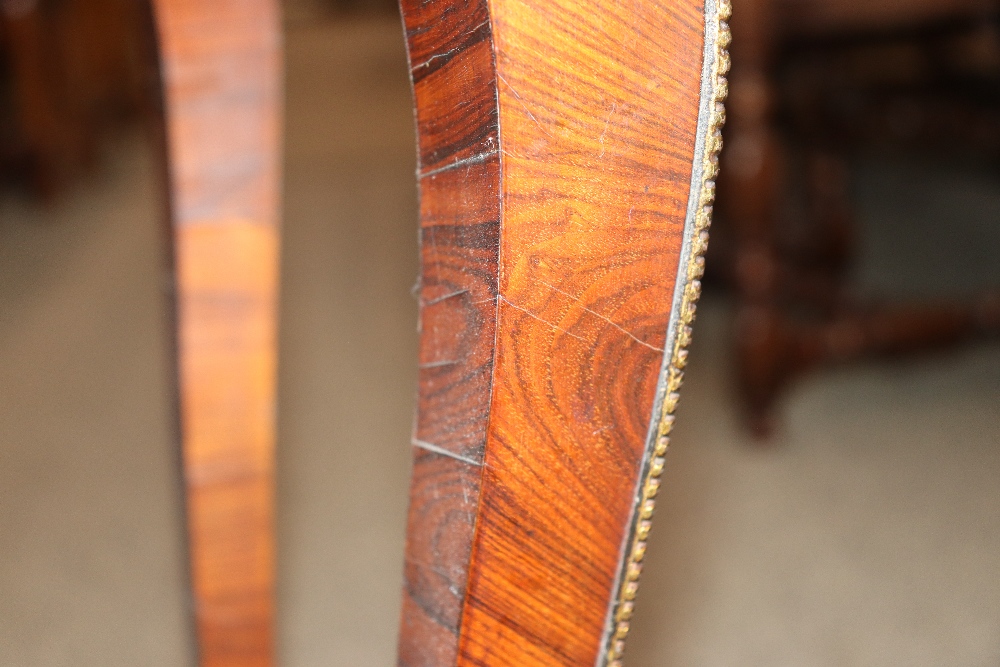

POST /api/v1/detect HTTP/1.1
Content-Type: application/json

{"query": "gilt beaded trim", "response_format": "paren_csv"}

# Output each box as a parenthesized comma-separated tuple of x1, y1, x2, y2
(600, 0, 730, 663)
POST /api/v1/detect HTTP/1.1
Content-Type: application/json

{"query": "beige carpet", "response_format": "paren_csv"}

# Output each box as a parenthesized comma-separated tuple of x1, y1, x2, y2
(0, 14, 997, 667)
(0, 135, 192, 664)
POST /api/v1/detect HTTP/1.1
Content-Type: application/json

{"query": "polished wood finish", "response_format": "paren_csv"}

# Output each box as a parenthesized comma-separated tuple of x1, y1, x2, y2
(152, 1, 281, 665)
(398, 0, 728, 664)
(399, 3, 500, 663)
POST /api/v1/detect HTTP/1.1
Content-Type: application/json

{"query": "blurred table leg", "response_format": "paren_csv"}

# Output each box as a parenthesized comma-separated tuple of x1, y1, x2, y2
(151, 1, 281, 665)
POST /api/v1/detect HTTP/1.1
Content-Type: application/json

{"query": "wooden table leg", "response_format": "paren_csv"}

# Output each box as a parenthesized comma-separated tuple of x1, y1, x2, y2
(150, 2, 281, 665)
(397, 0, 729, 664)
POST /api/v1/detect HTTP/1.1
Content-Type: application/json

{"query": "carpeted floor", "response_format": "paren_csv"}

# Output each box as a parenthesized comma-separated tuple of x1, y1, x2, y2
(0, 14, 997, 667)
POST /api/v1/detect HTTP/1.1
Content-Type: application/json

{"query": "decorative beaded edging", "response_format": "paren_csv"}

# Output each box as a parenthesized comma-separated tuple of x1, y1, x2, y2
(601, 1, 731, 664)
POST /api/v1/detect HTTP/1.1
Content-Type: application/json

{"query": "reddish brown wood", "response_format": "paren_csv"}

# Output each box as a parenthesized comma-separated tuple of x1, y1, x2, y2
(398, 2, 501, 663)
(0, 0, 147, 196)
(151, 1, 281, 665)
(398, 0, 728, 664)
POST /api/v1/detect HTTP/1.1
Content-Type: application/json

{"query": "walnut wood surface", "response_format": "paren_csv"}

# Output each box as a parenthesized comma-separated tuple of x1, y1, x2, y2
(151, 1, 281, 665)
(399, 0, 724, 664)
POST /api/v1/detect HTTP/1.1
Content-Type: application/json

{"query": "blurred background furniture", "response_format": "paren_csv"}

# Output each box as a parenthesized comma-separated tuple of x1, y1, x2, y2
(713, 0, 1000, 434)
(0, 0, 147, 197)
(5, 1, 283, 664)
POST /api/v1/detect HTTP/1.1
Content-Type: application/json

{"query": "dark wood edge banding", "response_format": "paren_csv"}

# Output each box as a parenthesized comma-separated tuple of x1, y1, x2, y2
(397, 1, 503, 663)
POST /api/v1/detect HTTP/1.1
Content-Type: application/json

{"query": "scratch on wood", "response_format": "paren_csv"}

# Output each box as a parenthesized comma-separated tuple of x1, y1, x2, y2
(420, 359, 460, 369)
(499, 295, 588, 343)
(412, 439, 483, 466)
(464, 18, 489, 36)
(538, 280, 664, 352)
(419, 149, 499, 179)
(425, 288, 470, 305)
(412, 47, 461, 71)
(498, 73, 554, 138)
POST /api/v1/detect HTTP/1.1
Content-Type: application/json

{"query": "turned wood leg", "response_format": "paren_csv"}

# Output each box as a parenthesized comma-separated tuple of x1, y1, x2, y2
(151, 2, 281, 665)
(396, 0, 729, 664)
(714, 0, 791, 435)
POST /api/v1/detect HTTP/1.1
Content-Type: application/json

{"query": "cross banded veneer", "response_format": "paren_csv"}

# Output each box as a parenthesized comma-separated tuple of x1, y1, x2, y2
(397, 1, 730, 664)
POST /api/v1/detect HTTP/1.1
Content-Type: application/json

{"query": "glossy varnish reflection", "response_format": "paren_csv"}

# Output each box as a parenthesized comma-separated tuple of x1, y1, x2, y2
(399, 0, 722, 664)
(152, 1, 281, 665)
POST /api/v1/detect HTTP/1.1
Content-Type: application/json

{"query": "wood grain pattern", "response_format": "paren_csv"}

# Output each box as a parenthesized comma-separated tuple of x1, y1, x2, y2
(398, 0, 728, 664)
(399, 1, 501, 663)
(152, 1, 281, 665)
